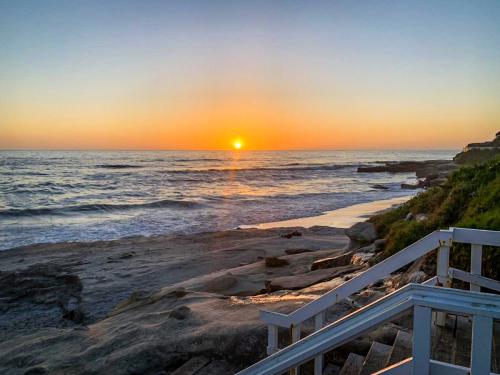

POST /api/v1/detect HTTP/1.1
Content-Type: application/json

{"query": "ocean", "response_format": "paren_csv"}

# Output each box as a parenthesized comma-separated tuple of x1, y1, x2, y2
(0, 150, 456, 250)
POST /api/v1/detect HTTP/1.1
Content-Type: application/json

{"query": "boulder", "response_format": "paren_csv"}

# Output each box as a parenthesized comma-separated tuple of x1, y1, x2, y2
(346, 222, 377, 243)
(265, 265, 361, 292)
(406, 271, 427, 284)
(310, 252, 353, 270)
(371, 184, 389, 190)
(0, 263, 84, 331)
(357, 244, 376, 253)
(415, 213, 428, 222)
(373, 239, 386, 251)
(264, 257, 289, 267)
(351, 252, 375, 266)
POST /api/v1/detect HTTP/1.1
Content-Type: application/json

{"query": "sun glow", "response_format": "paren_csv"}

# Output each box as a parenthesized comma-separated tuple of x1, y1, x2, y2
(233, 139, 243, 150)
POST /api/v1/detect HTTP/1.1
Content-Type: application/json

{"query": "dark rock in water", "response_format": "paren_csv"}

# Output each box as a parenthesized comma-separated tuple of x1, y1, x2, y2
(346, 222, 377, 243)
(401, 183, 418, 190)
(280, 230, 302, 239)
(0, 263, 84, 331)
(371, 184, 389, 190)
(264, 257, 289, 267)
(311, 252, 353, 270)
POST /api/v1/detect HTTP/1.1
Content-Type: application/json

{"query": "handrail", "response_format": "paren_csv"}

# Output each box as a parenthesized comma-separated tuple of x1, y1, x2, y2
(238, 284, 500, 375)
(449, 267, 500, 292)
(261, 228, 500, 328)
(260, 229, 452, 327)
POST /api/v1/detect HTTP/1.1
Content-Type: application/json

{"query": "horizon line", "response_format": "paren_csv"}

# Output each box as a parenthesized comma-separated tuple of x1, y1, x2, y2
(0, 148, 460, 152)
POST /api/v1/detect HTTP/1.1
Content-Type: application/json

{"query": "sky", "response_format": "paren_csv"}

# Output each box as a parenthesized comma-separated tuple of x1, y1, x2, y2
(1, 0, 499, 150)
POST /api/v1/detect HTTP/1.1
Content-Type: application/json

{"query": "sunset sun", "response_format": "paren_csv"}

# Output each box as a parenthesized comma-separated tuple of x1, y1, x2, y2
(233, 139, 243, 150)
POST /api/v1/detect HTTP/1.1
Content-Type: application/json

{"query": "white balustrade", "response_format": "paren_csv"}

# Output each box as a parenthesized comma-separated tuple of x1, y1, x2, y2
(255, 228, 500, 375)
(237, 284, 500, 375)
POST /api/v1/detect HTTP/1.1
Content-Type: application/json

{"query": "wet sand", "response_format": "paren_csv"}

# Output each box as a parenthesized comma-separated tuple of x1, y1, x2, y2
(241, 195, 411, 229)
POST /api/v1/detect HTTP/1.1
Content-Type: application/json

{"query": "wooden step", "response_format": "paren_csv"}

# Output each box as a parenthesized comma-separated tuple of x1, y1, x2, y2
(339, 353, 365, 375)
(431, 313, 472, 367)
(359, 341, 392, 375)
(386, 330, 412, 366)
(323, 363, 341, 375)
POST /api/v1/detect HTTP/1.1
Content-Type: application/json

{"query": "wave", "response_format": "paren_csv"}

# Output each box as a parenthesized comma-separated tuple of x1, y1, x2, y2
(0, 199, 202, 218)
(96, 164, 144, 169)
(167, 163, 358, 174)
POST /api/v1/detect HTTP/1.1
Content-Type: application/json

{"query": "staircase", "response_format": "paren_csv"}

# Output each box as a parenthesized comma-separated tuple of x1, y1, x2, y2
(237, 228, 500, 375)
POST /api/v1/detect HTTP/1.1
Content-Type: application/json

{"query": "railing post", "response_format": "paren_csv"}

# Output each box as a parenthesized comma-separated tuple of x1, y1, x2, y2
(435, 242, 451, 326)
(267, 324, 278, 355)
(470, 244, 483, 292)
(471, 315, 492, 375)
(412, 305, 432, 375)
(314, 312, 325, 375)
(290, 324, 301, 375)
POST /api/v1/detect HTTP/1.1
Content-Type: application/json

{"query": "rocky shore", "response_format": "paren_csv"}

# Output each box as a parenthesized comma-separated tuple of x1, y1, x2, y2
(358, 160, 457, 189)
(0, 217, 432, 375)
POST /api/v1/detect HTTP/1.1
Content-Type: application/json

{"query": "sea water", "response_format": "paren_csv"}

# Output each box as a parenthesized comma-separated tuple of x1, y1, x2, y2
(0, 150, 456, 250)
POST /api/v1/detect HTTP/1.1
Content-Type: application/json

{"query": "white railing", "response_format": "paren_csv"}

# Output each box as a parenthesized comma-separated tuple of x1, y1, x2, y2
(259, 227, 500, 374)
(237, 283, 500, 375)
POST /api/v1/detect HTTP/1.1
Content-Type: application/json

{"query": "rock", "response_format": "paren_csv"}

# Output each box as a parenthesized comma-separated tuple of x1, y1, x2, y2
(202, 273, 238, 292)
(169, 305, 191, 320)
(346, 222, 377, 243)
(373, 239, 386, 251)
(62, 296, 84, 323)
(0, 263, 84, 330)
(401, 183, 418, 189)
(371, 184, 389, 190)
(357, 244, 376, 253)
(351, 252, 375, 266)
(264, 257, 289, 267)
(415, 213, 428, 222)
(280, 230, 302, 239)
(266, 265, 361, 292)
(429, 177, 447, 187)
(353, 289, 385, 305)
(406, 271, 427, 284)
(284, 248, 313, 255)
(404, 213, 413, 221)
(310, 252, 353, 270)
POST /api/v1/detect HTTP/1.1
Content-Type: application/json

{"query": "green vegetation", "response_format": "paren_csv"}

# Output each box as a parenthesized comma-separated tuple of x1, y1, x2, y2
(370, 155, 500, 279)
(454, 148, 500, 165)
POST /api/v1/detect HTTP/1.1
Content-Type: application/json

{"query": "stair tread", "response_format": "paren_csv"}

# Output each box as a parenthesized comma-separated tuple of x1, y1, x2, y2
(387, 330, 412, 366)
(359, 341, 392, 375)
(339, 353, 365, 375)
(431, 314, 472, 367)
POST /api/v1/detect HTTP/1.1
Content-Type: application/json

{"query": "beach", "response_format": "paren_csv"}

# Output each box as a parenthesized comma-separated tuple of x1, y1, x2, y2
(0, 195, 408, 374)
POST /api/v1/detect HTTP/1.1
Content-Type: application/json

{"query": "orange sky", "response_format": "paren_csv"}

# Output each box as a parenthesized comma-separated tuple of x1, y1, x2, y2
(1, 1, 499, 150)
